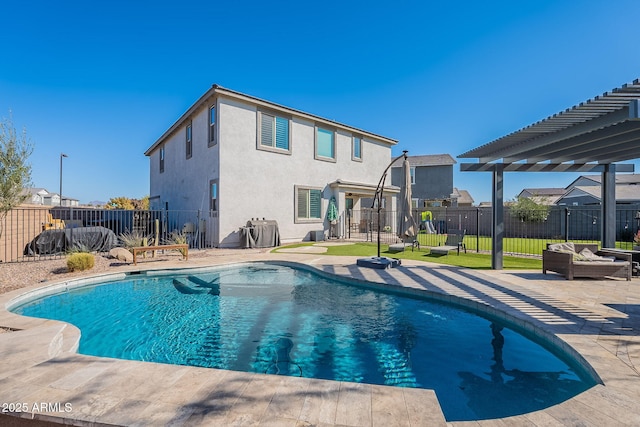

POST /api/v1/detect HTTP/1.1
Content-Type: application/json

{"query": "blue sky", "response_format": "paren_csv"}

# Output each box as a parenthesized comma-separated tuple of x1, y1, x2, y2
(2, 0, 640, 204)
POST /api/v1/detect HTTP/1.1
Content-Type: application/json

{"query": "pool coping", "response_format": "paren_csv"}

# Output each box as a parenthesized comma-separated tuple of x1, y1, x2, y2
(1, 252, 639, 426)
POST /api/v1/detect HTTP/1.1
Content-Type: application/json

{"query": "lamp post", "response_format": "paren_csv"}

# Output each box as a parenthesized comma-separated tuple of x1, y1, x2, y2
(59, 153, 68, 206)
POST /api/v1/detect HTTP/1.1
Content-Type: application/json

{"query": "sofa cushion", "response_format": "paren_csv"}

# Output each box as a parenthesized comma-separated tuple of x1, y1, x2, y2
(579, 247, 614, 262)
(548, 242, 576, 253)
(548, 242, 587, 260)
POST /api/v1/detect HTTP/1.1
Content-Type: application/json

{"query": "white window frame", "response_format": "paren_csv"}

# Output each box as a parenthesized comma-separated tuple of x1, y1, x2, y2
(209, 179, 218, 212)
(314, 126, 336, 162)
(294, 185, 323, 223)
(410, 167, 416, 185)
(352, 135, 362, 161)
(186, 122, 192, 159)
(208, 105, 217, 147)
(257, 110, 291, 154)
(159, 145, 165, 173)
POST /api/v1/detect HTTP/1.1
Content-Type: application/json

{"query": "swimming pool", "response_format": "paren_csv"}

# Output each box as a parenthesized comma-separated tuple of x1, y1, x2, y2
(13, 262, 596, 421)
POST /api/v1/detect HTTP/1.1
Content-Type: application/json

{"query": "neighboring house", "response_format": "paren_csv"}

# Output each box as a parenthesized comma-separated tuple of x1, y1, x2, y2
(42, 193, 60, 206)
(22, 188, 49, 205)
(21, 188, 78, 207)
(565, 173, 640, 190)
(556, 185, 640, 206)
(556, 173, 640, 205)
(517, 188, 565, 205)
(452, 188, 474, 207)
(145, 85, 398, 247)
(60, 196, 80, 207)
(390, 154, 457, 207)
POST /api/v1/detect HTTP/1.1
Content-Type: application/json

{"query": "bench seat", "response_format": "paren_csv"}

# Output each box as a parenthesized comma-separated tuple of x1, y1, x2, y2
(131, 244, 188, 265)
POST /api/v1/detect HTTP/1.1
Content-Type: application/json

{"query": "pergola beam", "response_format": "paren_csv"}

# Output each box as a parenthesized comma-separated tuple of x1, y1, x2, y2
(503, 121, 640, 162)
(459, 163, 634, 173)
(476, 108, 630, 162)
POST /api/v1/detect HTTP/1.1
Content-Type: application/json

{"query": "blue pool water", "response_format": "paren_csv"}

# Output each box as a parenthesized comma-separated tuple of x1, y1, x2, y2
(14, 263, 596, 421)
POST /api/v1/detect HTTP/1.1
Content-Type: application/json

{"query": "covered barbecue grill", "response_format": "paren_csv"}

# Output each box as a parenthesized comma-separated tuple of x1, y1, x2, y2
(239, 219, 280, 248)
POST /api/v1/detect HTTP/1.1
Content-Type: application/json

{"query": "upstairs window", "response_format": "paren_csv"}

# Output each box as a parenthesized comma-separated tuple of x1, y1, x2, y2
(209, 106, 216, 147)
(210, 180, 218, 211)
(258, 111, 290, 153)
(352, 136, 362, 161)
(295, 186, 322, 222)
(315, 127, 335, 161)
(159, 145, 165, 173)
(410, 167, 416, 185)
(186, 123, 192, 159)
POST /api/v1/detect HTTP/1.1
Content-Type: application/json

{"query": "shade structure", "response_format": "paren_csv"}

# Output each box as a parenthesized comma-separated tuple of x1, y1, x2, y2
(397, 155, 417, 241)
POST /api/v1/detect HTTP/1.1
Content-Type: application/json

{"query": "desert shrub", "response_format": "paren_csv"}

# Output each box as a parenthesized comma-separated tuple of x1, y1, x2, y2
(119, 230, 150, 249)
(163, 231, 188, 256)
(66, 244, 92, 254)
(67, 253, 95, 272)
(509, 196, 549, 222)
(164, 231, 187, 245)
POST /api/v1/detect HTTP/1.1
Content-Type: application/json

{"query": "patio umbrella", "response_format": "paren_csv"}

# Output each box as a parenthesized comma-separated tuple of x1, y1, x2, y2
(326, 196, 339, 239)
(327, 196, 338, 224)
(397, 155, 417, 241)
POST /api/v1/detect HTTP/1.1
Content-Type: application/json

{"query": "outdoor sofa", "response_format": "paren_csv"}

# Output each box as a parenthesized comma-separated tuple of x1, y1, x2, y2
(542, 242, 632, 281)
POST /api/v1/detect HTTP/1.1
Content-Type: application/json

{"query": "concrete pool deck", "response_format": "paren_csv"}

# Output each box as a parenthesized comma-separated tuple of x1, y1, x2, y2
(1, 251, 639, 426)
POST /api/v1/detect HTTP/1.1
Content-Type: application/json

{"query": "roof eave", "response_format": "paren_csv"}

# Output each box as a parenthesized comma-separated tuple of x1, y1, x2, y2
(144, 85, 398, 156)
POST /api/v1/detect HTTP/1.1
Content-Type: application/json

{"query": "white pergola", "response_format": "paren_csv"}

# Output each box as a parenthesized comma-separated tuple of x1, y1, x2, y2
(459, 79, 640, 269)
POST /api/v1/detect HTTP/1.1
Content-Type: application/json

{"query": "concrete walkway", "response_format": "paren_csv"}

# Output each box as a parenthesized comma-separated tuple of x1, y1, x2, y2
(1, 252, 639, 426)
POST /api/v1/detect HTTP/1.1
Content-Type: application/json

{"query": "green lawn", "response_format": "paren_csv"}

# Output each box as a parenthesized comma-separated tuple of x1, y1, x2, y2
(415, 232, 637, 255)
(273, 242, 542, 270)
(415, 233, 592, 255)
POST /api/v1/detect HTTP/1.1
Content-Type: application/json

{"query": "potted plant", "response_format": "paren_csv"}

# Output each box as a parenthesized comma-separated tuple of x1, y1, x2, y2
(634, 230, 640, 251)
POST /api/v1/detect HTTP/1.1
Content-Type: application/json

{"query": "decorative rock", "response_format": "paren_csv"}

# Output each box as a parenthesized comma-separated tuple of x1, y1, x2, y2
(109, 247, 133, 263)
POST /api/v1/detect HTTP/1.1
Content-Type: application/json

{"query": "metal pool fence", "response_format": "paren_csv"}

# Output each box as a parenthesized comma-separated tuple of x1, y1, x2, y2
(4, 204, 640, 263)
(1, 207, 212, 263)
(340, 205, 640, 257)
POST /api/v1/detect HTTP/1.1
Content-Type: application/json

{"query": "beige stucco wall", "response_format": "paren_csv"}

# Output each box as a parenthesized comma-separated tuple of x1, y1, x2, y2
(149, 104, 219, 208)
(217, 95, 392, 246)
(149, 93, 394, 247)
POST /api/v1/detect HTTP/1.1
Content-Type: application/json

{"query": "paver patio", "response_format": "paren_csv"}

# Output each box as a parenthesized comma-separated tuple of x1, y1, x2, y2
(1, 251, 639, 426)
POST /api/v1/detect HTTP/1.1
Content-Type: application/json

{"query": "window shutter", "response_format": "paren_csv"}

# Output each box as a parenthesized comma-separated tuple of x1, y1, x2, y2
(309, 190, 321, 218)
(261, 113, 274, 146)
(298, 189, 308, 219)
(275, 116, 289, 150)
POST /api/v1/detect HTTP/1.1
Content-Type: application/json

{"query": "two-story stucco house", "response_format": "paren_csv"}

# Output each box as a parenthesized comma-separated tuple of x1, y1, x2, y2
(145, 85, 398, 247)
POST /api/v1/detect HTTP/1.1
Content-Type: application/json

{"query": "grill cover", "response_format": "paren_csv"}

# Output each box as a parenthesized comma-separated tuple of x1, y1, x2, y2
(246, 219, 278, 227)
(25, 226, 118, 255)
(240, 219, 280, 248)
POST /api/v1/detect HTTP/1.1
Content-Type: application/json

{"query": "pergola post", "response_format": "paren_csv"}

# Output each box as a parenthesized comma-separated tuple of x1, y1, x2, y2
(602, 164, 616, 248)
(491, 164, 504, 270)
